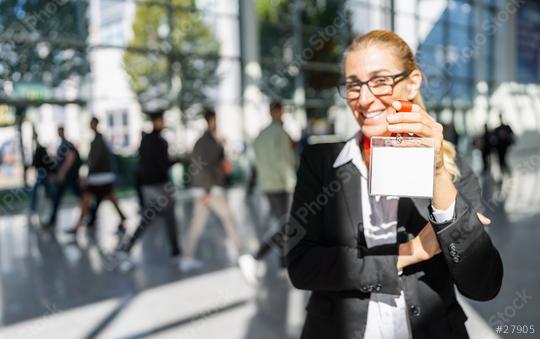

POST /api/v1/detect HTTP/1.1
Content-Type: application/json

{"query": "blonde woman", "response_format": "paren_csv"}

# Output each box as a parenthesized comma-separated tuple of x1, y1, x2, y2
(285, 30, 502, 339)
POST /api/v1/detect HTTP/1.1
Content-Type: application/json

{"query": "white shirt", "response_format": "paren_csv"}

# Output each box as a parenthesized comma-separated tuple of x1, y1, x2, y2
(87, 172, 116, 185)
(333, 134, 454, 339)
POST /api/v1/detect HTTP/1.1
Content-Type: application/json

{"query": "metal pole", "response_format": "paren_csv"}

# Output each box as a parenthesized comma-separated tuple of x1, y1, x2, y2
(390, 0, 395, 32)
(15, 107, 27, 187)
(292, 0, 306, 124)
(238, 0, 247, 141)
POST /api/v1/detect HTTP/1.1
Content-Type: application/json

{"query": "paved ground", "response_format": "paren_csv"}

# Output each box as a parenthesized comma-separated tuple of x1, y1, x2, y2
(0, 148, 539, 339)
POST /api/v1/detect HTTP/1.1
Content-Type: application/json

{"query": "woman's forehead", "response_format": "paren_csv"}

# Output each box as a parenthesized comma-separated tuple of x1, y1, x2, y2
(345, 47, 401, 77)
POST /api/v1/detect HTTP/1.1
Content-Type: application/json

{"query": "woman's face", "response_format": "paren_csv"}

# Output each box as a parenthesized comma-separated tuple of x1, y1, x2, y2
(344, 46, 422, 138)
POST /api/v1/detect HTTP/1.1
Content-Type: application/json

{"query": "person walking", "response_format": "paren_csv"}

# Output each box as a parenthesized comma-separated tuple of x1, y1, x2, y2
(44, 127, 82, 229)
(117, 109, 185, 271)
(238, 101, 297, 284)
(29, 133, 53, 223)
(493, 113, 515, 175)
(476, 123, 494, 173)
(182, 108, 244, 271)
(66, 117, 126, 235)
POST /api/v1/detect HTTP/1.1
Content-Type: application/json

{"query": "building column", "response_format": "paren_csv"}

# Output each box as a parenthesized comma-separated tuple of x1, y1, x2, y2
(239, 0, 267, 140)
(216, 0, 243, 146)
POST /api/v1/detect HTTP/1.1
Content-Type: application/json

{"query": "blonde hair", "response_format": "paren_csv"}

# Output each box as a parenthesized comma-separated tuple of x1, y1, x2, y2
(344, 30, 460, 181)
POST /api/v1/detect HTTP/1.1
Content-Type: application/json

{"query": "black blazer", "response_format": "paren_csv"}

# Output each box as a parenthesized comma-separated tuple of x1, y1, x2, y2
(285, 142, 503, 339)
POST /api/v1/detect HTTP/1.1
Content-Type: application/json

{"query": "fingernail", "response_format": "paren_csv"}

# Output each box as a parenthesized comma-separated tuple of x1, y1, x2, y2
(387, 125, 398, 131)
(387, 115, 397, 121)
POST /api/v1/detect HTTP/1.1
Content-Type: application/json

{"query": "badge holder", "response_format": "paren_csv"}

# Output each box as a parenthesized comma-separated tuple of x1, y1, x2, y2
(367, 101, 436, 198)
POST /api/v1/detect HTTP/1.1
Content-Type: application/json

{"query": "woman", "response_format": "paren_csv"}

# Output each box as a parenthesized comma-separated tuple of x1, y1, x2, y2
(285, 30, 503, 339)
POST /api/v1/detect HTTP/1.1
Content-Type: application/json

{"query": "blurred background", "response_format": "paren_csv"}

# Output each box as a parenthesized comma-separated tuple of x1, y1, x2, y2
(0, 0, 539, 338)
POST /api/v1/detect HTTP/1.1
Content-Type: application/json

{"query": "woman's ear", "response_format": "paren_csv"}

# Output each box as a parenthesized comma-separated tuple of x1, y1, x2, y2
(407, 69, 422, 101)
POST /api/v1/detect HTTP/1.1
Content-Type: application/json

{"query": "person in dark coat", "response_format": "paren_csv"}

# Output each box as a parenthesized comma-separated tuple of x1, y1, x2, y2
(29, 135, 53, 217)
(66, 117, 126, 234)
(44, 127, 82, 229)
(117, 109, 187, 271)
(182, 108, 244, 271)
(493, 113, 515, 174)
(286, 30, 502, 339)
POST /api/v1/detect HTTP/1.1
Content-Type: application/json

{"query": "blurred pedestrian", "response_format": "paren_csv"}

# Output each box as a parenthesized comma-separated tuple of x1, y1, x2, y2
(29, 132, 53, 222)
(183, 108, 243, 271)
(474, 124, 494, 173)
(442, 121, 459, 146)
(245, 143, 258, 197)
(493, 113, 515, 174)
(238, 101, 297, 284)
(133, 133, 146, 211)
(44, 127, 82, 229)
(117, 109, 185, 270)
(66, 117, 126, 235)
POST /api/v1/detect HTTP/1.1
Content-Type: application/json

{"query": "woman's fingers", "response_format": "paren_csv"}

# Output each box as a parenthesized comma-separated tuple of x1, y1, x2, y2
(387, 103, 438, 137)
(390, 101, 437, 122)
(477, 212, 492, 225)
(392, 100, 420, 112)
(387, 122, 433, 136)
(387, 112, 430, 124)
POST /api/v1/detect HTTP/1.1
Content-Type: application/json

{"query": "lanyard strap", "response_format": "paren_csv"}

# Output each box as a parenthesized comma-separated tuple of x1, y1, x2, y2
(362, 100, 413, 159)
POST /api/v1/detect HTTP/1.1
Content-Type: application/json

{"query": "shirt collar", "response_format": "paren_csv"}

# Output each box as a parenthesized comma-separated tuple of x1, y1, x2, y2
(333, 132, 367, 177)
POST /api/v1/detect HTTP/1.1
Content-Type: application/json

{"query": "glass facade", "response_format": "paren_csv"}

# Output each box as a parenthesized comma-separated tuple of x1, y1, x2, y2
(256, 0, 512, 138)
(0, 0, 538, 188)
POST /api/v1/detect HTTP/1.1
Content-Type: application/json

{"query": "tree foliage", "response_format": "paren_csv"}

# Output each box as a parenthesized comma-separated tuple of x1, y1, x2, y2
(0, 0, 89, 96)
(123, 0, 220, 113)
(257, 0, 350, 117)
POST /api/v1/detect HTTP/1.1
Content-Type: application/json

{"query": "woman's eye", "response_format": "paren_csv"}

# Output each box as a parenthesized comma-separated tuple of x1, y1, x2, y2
(371, 77, 388, 85)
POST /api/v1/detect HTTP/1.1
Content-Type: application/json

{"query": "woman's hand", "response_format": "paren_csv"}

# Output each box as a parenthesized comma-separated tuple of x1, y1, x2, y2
(477, 213, 492, 225)
(386, 101, 445, 170)
(397, 215, 492, 270)
(412, 223, 442, 261)
(397, 223, 441, 270)
(387, 100, 456, 211)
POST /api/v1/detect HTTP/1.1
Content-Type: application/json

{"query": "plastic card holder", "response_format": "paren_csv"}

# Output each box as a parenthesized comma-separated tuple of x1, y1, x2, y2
(368, 136, 435, 198)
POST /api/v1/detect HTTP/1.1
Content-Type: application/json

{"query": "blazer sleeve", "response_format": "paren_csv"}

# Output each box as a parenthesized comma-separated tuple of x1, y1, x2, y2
(285, 145, 401, 295)
(430, 158, 503, 301)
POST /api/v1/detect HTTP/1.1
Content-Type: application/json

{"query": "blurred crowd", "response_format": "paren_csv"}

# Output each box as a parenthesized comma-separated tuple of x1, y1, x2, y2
(26, 103, 515, 283)
(473, 113, 515, 175)
(27, 101, 297, 284)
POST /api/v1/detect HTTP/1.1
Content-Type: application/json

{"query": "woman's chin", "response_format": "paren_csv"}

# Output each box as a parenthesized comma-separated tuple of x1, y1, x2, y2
(361, 124, 389, 138)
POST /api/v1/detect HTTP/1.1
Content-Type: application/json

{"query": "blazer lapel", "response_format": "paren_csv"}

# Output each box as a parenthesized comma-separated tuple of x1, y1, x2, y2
(336, 163, 363, 239)
(411, 197, 431, 222)
(397, 198, 411, 226)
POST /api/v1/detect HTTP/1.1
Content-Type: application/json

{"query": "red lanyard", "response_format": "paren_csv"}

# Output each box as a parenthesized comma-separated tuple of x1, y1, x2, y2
(362, 135, 371, 159)
(362, 100, 412, 159)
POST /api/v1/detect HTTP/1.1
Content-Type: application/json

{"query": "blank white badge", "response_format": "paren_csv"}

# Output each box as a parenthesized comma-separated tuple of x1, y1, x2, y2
(369, 137, 435, 198)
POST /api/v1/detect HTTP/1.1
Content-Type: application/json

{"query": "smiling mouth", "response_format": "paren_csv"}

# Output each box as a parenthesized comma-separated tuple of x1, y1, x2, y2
(361, 110, 385, 119)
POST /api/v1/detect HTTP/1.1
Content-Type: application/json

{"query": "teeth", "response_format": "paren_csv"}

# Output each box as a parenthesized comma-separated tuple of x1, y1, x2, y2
(363, 111, 383, 118)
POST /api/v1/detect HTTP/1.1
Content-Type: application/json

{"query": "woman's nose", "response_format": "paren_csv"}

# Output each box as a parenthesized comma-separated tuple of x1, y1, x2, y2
(357, 85, 376, 109)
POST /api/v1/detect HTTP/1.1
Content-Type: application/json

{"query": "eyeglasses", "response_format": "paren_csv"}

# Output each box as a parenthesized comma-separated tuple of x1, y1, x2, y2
(337, 70, 412, 100)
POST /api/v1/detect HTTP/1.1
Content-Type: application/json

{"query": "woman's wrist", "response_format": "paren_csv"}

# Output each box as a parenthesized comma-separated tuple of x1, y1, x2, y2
(435, 163, 449, 177)
(397, 241, 416, 271)
(432, 165, 457, 210)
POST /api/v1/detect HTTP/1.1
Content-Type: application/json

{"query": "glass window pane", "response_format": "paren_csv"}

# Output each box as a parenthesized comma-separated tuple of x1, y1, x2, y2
(482, 9, 495, 81)
(447, 28, 472, 79)
(450, 80, 473, 104)
(449, 0, 472, 26)
(419, 19, 445, 47)
(417, 46, 445, 77)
